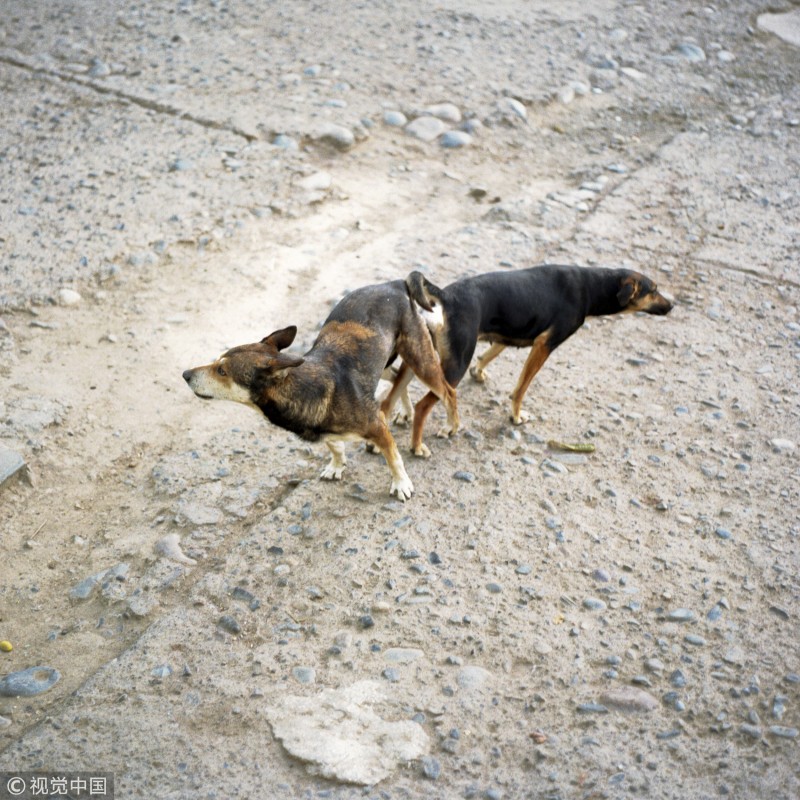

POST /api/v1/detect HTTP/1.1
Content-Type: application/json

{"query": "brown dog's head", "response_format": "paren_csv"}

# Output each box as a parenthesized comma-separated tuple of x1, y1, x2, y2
(617, 272, 674, 315)
(182, 326, 304, 405)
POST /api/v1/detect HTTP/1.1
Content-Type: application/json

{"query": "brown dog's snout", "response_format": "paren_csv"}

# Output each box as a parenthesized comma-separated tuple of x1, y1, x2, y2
(182, 369, 193, 383)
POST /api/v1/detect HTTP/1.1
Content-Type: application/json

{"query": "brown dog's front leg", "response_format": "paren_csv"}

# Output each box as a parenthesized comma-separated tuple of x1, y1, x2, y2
(366, 419, 414, 501)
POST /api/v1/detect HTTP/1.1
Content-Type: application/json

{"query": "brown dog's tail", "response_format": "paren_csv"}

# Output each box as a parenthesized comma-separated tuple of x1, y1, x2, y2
(406, 270, 444, 312)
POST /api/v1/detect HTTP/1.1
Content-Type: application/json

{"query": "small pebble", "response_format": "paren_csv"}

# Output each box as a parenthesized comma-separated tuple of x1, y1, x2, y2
(421, 755, 441, 780)
(424, 103, 461, 123)
(272, 134, 298, 150)
(740, 723, 762, 739)
(0, 666, 60, 697)
(674, 43, 706, 62)
(57, 288, 81, 306)
(583, 597, 607, 611)
(599, 687, 658, 713)
(667, 608, 696, 623)
(292, 666, 316, 684)
(684, 634, 706, 646)
(577, 703, 609, 714)
(768, 726, 798, 739)
(454, 471, 475, 483)
(441, 131, 472, 148)
(218, 615, 241, 635)
(405, 116, 446, 142)
(151, 664, 172, 679)
(383, 110, 407, 127)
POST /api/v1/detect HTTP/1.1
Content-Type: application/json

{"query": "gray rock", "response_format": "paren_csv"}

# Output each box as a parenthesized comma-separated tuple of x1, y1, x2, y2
(70, 562, 129, 600)
(383, 110, 407, 127)
(169, 158, 193, 172)
(740, 723, 762, 739)
(384, 648, 423, 664)
(421, 755, 441, 780)
(0, 666, 61, 697)
(382, 668, 400, 682)
(151, 664, 172, 679)
(454, 470, 475, 483)
(456, 666, 491, 690)
(684, 634, 706, 646)
(292, 667, 316, 684)
(87, 57, 111, 77)
(405, 116, 447, 142)
(674, 43, 706, 62)
(590, 68, 618, 91)
(577, 702, 609, 714)
(0, 445, 26, 489)
(599, 687, 658, 713)
(315, 123, 355, 151)
(769, 725, 799, 739)
(272, 134, 298, 151)
(441, 131, 472, 148)
(218, 615, 241, 635)
(424, 103, 461, 123)
(583, 597, 607, 611)
(496, 97, 527, 121)
(666, 608, 696, 622)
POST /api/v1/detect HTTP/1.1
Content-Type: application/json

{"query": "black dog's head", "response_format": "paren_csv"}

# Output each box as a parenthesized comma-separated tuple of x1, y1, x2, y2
(617, 272, 674, 315)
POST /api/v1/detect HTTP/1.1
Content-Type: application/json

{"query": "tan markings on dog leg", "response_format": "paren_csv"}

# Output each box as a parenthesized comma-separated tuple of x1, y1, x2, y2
(510, 330, 552, 425)
(470, 342, 505, 383)
(380, 361, 414, 424)
(366, 420, 413, 501)
(320, 439, 348, 480)
(399, 332, 460, 440)
(410, 392, 439, 457)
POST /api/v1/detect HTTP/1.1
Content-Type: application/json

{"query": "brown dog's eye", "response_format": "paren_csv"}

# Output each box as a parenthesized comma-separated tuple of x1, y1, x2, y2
(216, 365, 227, 377)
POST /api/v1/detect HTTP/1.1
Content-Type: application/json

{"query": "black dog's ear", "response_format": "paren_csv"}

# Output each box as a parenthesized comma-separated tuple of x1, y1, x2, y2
(617, 281, 636, 307)
(261, 325, 297, 351)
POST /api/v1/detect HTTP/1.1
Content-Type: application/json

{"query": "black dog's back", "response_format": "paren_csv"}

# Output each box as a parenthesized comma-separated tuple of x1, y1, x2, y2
(404, 263, 672, 433)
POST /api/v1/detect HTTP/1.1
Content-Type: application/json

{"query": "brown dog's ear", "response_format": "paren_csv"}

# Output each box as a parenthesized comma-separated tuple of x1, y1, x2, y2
(617, 281, 636, 307)
(255, 351, 304, 374)
(261, 325, 297, 351)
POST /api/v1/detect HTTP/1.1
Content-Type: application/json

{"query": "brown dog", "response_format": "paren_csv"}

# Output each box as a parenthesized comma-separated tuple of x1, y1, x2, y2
(182, 280, 459, 501)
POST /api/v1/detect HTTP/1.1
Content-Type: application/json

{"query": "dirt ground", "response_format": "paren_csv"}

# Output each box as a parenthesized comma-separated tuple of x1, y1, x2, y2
(1, 1, 799, 798)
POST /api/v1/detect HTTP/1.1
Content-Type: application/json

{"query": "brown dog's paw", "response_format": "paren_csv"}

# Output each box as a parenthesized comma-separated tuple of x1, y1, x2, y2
(412, 443, 432, 459)
(390, 475, 414, 501)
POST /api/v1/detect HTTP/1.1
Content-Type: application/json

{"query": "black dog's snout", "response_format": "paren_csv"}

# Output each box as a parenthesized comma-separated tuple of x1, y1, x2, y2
(182, 369, 193, 383)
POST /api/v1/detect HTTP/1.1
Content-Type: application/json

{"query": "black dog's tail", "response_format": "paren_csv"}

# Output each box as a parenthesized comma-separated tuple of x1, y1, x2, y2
(406, 270, 444, 312)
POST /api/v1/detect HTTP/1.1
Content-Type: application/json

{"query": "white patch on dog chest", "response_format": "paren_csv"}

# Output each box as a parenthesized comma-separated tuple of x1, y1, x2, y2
(417, 302, 444, 332)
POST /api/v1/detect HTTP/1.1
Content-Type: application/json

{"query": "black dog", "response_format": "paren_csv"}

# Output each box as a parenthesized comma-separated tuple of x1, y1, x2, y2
(384, 265, 673, 453)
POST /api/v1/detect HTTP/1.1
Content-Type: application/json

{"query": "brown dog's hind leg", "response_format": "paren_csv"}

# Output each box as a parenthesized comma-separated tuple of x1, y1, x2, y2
(365, 418, 414, 501)
(398, 339, 459, 446)
(470, 342, 505, 383)
(510, 331, 552, 425)
(410, 391, 439, 458)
